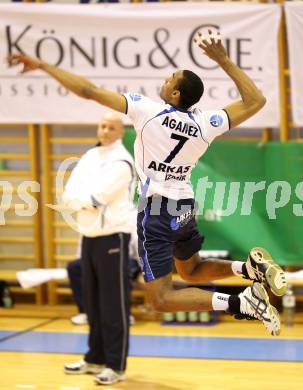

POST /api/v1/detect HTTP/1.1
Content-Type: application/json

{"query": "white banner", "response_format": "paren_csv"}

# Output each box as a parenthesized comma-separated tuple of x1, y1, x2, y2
(0, 3, 281, 126)
(285, 3, 303, 127)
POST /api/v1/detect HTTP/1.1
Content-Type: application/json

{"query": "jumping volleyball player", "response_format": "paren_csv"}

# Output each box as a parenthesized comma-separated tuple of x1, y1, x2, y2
(8, 30, 287, 336)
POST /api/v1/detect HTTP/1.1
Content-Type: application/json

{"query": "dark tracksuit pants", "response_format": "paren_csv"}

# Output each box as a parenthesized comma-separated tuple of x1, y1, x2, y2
(82, 232, 130, 372)
(67, 259, 84, 313)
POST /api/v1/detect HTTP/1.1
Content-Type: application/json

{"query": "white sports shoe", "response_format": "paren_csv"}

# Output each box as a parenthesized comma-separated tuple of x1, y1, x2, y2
(95, 367, 127, 385)
(70, 313, 88, 325)
(246, 247, 287, 296)
(64, 359, 104, 375)
(238, 282, 281, 336)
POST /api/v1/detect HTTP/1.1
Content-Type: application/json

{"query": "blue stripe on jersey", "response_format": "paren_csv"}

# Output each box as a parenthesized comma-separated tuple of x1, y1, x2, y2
(155, 106, 177, 118)
(187, 112, 209, 145)
(141, 206, 155, 282)
(141, 176, 151, 198)
(141, 106, 177, 138)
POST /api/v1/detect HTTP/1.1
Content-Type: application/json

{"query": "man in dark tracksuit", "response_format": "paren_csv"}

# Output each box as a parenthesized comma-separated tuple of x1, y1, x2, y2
(63, 113, 135, 385)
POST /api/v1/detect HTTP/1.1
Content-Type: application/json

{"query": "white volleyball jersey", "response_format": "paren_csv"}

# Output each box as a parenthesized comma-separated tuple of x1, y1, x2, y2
(124, 93, 230, 200)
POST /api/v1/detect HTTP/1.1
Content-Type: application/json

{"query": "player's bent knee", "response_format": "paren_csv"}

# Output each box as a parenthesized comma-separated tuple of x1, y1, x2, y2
(152, 302, 169, 312)
(148, 294, 170, 312)
(175, 254, 200, 280)
(176, 266, 197, 282)
(179, 273, 194, 282)
(149, 297, 166, 312)
(144, 274, 174, 311)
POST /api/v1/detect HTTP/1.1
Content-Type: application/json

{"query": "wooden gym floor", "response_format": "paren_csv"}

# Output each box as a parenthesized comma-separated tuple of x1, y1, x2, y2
(0, 307, 303, 390)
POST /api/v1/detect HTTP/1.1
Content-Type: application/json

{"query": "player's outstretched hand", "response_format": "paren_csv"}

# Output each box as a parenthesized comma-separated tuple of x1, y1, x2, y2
(7, 54, 42, 74)
(194, 29, 228, 63)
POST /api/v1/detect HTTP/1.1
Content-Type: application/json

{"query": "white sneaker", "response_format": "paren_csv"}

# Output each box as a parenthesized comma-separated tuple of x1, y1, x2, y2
(95, 367, 126, 385)
(70, 313, 88, 325)
(246, 247, 287, 296)
(64, 359, 104, 375)
(238, 282, 281, 336)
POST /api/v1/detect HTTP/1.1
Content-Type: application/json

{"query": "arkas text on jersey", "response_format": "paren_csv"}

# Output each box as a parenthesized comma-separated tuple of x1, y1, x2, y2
(161, 116, 198, 137)
(148, 161, 190, 174)
(147, 161, 190, 181)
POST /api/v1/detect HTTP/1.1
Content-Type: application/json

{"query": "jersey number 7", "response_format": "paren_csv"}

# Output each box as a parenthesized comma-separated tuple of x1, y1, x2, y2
(164, 133, 189, 164)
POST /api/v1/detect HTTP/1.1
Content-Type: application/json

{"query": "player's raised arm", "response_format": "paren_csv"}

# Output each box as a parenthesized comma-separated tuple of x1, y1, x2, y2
(194, 30, 266, 129)
(7, 54, 126, 114)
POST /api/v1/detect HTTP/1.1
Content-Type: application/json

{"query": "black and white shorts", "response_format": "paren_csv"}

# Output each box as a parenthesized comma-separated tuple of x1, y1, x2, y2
(137, 195, 204, 282)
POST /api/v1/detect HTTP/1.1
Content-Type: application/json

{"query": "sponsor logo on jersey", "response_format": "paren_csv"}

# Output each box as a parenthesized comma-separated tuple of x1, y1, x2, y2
(170, 217, 180, 231)
(165, 174, 186, 181)
(210, 114, 223, 128)
(148, 161, 190, 182)
(161, 116, 198, 137)
(129, 93, 142, 102)
(148, 161, 190, 174)
(170, 209, 194, 230)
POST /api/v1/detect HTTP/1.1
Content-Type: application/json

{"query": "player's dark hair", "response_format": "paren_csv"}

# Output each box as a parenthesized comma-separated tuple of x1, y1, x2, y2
(177, 70, 204, 110)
